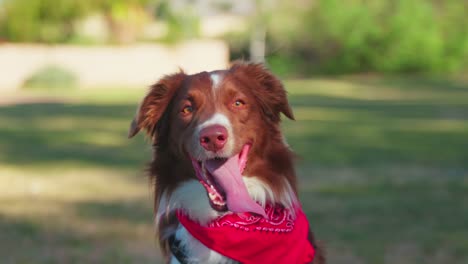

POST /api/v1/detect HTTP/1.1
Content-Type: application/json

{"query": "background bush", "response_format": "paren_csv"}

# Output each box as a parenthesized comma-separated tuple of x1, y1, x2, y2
(1, 0, 466, 76)
(23, 65, 78, 90)
(0, 0, 93, 43)
(266, 0, 468, 76)
(0, 0, 156, 44)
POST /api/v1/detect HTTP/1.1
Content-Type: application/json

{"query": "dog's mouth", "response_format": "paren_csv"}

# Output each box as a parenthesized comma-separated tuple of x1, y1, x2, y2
(190, 144, 266, 217)
(191, 158, 228, 212)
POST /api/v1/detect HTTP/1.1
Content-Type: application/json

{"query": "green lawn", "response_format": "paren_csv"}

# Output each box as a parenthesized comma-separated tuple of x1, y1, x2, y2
(1, 76, 467, 263)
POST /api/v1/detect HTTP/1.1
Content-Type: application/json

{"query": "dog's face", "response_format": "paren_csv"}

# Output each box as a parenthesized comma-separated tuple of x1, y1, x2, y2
(168, 70, 257, 162)
(129, 63, 294, 215)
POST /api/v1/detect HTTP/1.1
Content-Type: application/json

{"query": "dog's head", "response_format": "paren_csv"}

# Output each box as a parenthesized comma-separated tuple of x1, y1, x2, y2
(129, 62, 295, 215)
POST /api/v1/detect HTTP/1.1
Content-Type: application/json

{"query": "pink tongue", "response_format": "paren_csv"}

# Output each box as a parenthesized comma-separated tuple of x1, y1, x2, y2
(205, 155, 266, 217)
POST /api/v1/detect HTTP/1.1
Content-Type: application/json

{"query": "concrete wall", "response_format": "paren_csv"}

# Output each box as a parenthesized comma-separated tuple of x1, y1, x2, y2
(0, 40, 229, 90)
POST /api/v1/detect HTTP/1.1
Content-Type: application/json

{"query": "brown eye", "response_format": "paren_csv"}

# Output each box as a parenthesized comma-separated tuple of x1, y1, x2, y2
(181, 105, 193, 115)
(233, 99, 246, 108)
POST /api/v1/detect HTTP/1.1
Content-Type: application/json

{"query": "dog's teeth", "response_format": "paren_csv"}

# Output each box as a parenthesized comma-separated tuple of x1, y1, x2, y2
(209, 193, 216, 200)
(213, 200, 225, 206)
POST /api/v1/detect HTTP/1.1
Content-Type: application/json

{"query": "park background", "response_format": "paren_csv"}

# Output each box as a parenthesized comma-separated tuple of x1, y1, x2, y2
(0, 0, 467, 263)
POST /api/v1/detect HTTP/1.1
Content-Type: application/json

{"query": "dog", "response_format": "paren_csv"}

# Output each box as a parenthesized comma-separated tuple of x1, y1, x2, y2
(129, 62, 325, 264)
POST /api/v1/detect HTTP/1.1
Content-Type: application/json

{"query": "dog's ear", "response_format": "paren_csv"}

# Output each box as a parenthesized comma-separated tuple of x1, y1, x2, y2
(230, 62, 294, 122)
(128, 71, 186, 140)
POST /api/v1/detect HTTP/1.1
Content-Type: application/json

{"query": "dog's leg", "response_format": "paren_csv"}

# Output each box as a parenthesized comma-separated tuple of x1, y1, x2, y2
(173, 226, 237, 263)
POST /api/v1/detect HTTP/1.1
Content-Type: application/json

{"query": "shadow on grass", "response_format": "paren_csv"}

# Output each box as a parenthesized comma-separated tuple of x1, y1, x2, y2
(300, 177, 468, 263)
(0, 102, 150, 169)
(346, 75, 468, 93)
(1, 84, 468, 168)
(289, 93, 468, 118)
(0, 212, 162, 264)
(75, 199, 153, 225)
(285, 92, 468, 167)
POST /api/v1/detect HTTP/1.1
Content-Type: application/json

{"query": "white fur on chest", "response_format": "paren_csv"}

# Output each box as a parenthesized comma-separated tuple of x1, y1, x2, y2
(157, 177, 296, 263)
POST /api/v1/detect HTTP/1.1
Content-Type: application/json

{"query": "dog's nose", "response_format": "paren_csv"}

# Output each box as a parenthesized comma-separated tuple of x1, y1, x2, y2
(200, 125, 228, 152)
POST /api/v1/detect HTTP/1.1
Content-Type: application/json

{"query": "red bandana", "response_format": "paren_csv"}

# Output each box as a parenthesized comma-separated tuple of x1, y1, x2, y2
(177, 205, 315, 263)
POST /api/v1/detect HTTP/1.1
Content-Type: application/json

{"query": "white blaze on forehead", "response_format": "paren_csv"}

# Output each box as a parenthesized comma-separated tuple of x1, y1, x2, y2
(198, 113, 231, 130)
(210, 72, 223, 90)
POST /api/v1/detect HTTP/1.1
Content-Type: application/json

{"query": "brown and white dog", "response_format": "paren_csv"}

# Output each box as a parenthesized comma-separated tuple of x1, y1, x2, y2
(129, 62, 325, 264)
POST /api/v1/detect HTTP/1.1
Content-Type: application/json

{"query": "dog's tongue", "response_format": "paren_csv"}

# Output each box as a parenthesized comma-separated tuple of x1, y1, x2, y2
(205, 155, 266, 218)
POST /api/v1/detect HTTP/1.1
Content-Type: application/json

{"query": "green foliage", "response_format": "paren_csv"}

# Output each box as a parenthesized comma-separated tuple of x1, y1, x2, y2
(222, 31, 250, 60)
(0, 0, 157, 43)
(95, 0, 157, 43)
(23, 65, 78, 90)
(266, 53, 305, 78)
(163, 12, 200, 43)
(156, 0, 200, 43)
(0, 0, 94, 43)
(266, 0, 468, 75)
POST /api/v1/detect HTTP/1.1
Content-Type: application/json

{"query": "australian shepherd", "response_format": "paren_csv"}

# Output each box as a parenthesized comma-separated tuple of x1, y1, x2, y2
(129, 62, 325, 264)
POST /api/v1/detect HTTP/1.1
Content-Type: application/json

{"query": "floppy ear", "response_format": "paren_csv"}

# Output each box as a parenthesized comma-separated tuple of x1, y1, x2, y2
(128, 72, 186, 140)
(230, 62, 294, 122)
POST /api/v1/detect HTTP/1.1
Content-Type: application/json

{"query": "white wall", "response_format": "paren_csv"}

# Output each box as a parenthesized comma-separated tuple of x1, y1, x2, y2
(0, 40, 229, 90)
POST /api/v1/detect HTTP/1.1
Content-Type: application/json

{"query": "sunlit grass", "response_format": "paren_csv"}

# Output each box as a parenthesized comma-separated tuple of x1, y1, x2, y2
(0, 167, 158, 263)
(288, 77, 468, 103)
(0, 76, 467, 263)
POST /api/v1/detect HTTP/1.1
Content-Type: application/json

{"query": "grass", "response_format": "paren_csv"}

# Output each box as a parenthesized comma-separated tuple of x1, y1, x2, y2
(0, 76, 467, 263)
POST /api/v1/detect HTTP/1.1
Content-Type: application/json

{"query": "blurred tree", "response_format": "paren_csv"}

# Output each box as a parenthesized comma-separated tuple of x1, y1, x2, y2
(265, 0, 468, 75)
(155, 0, 200, 43)
(1, 0, 466, 75)
(96, 0, 156, 43)
(0, 0, 158, 43)
(0, 0, 94, 43)
(249, 0, 267, 63)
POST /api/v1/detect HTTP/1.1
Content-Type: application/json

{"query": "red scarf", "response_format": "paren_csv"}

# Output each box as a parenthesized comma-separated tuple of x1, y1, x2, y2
(177, 205, 315, 264)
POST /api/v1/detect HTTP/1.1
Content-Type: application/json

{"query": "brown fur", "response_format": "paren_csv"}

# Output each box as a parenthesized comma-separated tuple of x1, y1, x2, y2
(129, 62, 325, 263)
